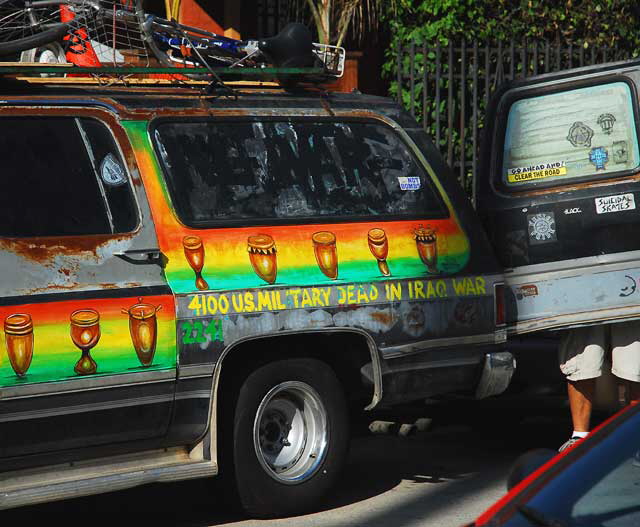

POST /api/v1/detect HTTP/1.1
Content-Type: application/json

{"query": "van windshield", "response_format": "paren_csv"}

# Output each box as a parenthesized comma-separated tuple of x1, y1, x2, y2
(502, 82, 640, 188)
(153, 120, 446, 225)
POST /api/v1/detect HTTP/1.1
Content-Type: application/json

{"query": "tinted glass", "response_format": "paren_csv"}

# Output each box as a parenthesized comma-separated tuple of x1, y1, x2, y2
(500, 407, 640, 527)
(154, 120, 446, 224)
(80, 118, 137, 233)
(0, 117, 137, 237)
(502, 82, 640, 188)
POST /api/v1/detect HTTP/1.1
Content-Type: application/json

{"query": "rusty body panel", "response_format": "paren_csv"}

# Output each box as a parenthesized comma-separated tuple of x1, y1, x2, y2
(0, 82, 507, 512)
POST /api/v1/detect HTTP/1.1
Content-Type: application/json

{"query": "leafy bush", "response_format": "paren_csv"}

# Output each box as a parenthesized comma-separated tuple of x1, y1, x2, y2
(384, 1, 640, 193)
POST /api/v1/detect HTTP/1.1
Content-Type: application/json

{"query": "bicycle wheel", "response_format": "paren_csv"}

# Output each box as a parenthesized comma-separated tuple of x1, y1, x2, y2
(0, 0, 69, 56)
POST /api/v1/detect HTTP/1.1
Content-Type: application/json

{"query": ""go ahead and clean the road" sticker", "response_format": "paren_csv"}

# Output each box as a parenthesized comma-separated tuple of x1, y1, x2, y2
(507, 161, 567, 183)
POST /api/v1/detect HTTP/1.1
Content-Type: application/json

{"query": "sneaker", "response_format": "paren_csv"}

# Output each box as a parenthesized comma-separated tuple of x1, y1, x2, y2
(558, 436, 583, 452)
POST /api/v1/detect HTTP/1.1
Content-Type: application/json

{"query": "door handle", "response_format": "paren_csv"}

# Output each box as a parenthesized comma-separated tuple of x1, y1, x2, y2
(114, 249, 166, 267)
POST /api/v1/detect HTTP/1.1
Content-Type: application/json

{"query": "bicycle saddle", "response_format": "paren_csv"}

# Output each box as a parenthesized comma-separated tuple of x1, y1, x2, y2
(258, 23, 315, 68)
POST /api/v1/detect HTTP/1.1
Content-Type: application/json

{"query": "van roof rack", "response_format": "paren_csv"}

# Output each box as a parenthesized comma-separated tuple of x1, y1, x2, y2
(0, 63, 332, 89)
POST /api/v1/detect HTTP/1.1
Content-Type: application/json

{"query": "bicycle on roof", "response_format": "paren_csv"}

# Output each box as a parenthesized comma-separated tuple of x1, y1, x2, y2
(0, 0, 345, 79)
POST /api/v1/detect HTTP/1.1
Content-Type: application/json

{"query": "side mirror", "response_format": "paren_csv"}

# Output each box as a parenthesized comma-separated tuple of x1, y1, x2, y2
(507, 448, 557, 490)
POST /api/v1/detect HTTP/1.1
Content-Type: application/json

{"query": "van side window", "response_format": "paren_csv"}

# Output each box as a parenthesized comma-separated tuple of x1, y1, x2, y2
(0, 117, 137, 237)
(153, 120, 447, 225)
(502, 82, 640, 188)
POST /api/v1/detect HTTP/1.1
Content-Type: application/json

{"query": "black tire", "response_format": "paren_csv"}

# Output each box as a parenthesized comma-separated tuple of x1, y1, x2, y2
(231, 358, 349, 518)
(0, 22, 68, 57)
(0, 0, 120, 58)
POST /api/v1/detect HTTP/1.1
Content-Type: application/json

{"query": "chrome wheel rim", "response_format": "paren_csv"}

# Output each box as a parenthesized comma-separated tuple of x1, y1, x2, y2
(253, 381, 328, 484)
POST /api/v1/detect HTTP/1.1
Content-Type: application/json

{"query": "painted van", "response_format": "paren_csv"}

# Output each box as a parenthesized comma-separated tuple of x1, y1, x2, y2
(476, 59, 640, 334)
(0, 81, 509, 517)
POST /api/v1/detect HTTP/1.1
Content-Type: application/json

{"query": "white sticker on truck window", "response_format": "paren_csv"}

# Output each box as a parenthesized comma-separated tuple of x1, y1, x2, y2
(398, 176, 421, 190)
(595, 193, 636, 214)
(100, 153, 127, 186)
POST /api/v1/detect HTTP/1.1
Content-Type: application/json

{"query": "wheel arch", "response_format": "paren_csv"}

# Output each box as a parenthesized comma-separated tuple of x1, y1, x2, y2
(206, 327, 383, 466)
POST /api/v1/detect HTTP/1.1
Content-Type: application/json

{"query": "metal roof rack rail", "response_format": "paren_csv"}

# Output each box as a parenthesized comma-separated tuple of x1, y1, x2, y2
(0, 63, 336, 90)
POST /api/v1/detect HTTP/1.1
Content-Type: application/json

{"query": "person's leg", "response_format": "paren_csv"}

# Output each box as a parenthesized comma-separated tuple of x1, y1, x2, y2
(567, 378, 596, 432)
(611, 321, 640, 404)
(558, 325, 605, 451)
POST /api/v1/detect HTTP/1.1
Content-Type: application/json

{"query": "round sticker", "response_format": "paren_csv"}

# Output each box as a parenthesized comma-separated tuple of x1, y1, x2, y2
(100, 153, 126, 186)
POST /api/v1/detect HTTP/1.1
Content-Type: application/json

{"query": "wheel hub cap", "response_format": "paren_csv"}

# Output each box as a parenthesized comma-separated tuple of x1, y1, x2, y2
(253, 381, 328, 484)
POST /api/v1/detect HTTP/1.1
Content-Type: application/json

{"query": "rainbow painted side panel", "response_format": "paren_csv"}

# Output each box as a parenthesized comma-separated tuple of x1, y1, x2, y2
(0, 295, 176, 387)
(124, 121, 471, 295)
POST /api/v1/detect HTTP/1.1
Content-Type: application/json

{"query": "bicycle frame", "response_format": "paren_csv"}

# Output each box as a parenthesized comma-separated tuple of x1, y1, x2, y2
(8, 1, 345, 78)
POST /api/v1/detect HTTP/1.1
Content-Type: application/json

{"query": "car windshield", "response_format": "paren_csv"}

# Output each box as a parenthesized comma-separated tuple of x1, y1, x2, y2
(501, 406, 640, 526)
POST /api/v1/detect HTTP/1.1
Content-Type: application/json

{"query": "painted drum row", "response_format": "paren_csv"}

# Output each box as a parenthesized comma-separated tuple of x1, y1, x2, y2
(182, 226, 439, 289)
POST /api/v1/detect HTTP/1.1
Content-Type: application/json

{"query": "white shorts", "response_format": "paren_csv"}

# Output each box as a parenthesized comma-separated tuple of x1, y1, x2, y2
(559, 322, 640, 382)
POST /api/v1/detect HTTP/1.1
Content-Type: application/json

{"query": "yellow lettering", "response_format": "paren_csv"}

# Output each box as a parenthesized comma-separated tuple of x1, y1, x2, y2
(272, 290, 286, 310)
(188, 294, 203, 316)
(426, 280, 436, 298)
(413, 280, 426, 299)
(257, 291, 273, 311)
(452, 279, 466, 295)
(475, 277, 486, 294)
(347, 285, 356, 304)
(311, 288, 324, 307)
(465, 278, 476, 295)
(385, 282, 402, 301)
(337, 286, 347, 304)
(436, 280, 447, 297)
(301, 289, 313, 308)
(232, 293, 244, 313)
(357, 286, 369, 303)
(206, 295, 217, 315)
(218, 294, 230, 314)
(321, 287, 331, 305)
(287, 289, 301, 308)
(244, 292, 255, 312)
(369, 285, 379, 301)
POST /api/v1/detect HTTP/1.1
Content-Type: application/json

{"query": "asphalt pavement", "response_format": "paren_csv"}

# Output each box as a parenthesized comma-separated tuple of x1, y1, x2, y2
(2, 397, 581, 527)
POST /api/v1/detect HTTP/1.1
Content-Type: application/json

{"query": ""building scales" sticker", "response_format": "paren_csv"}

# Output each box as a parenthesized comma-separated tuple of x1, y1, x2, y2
(507, 161, 567, 183)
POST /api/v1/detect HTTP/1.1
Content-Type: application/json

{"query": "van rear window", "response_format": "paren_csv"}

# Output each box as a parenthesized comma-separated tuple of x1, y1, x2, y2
(153, 120, 446, 225)
(502, 82, 640, 188)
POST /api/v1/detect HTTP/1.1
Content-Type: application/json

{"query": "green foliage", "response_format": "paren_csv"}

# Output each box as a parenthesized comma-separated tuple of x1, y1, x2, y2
(385, 0, 640, 55)
(383, 1, 640, 193)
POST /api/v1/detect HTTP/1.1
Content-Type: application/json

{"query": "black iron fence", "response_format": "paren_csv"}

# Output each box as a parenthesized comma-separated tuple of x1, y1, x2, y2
(395, 39, 632, 195)
(256, 0, 292, 38)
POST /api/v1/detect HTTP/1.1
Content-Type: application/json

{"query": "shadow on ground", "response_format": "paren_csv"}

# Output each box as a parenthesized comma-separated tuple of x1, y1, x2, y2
(3, 399, 591, 527)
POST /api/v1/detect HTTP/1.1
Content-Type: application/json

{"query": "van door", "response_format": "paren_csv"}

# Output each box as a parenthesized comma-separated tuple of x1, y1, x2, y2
(476, 65, 640, 333)
(0, 110, 177, 459)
